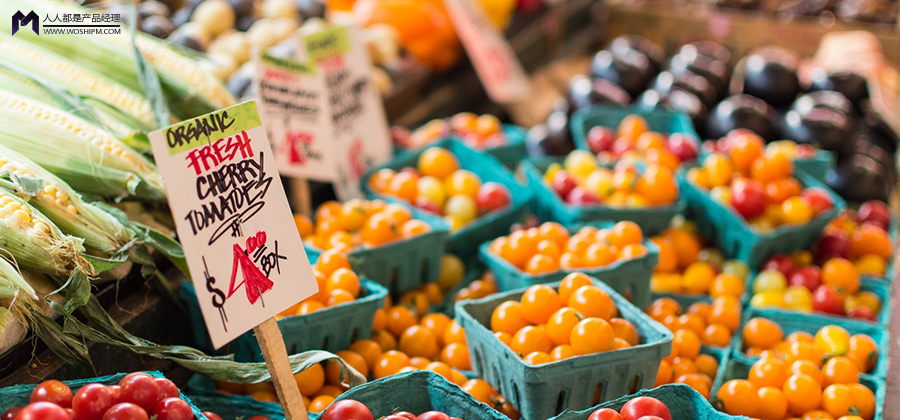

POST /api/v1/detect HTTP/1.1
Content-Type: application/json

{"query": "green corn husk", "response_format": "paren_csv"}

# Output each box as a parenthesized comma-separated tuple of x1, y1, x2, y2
(0, 90, 165, 200)
(0, 63, 152, 151)
(0, 257, 37, 302)
(0, 145, 131, 254)
(0, 188, 85, 276)
(0, 33, 156, 128)
(0, 0, 236, 120)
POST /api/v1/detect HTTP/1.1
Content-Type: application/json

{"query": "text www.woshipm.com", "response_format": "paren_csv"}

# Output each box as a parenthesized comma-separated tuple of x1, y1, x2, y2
(42, 27, 122, 35)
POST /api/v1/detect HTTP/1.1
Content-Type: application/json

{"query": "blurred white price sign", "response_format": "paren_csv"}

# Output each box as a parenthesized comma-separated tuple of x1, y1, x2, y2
(444, 0, 531, 104)
(148, 101, 317, 349)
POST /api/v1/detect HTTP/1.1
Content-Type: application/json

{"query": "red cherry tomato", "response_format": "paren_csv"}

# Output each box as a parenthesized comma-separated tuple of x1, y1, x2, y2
(636, 417, 665, 420)
(730, 179, 766, 219)
(100, 403, 148, 420)
(800, 187, 834, 215)
(153, 379, 180, 401)
(72, 383, 118, 420)
(588, 408, 624, 420)
(1, 408, 21, 420)
(321, 400, 373, 420)
(201, 412, 225, 420)
(118, 373, 159, 413)
(761, 254, 795, 276)
(383, 416, 408, 420)
(153, 398, 193, 420)
(13, 402, 70, 420)
(392, 412, 417, 420)
(416, 412, 451, 420)
(620, 397, 672, 420)
(812, 284, 845, 315)
(30, 380, 74, 408)
(107, 386, 121, 398)
(476, 182, 511, 214)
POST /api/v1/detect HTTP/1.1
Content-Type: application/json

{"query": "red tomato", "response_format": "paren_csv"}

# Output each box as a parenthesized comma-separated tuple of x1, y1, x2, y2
(201, 412, 225, 420)
(476, 182, 511, 214)
(384, 416, 409, 420)
(30, 380, 74, 408)
(100, 403, 148, 420)
(730, 179, 766, 219)
(118, 374, 159, 413)
(153, 379, 180, 401)
(107, 387, 121, 398)
(321, 400, 373, 420)
(812, 285, 845, 315)
(153, 398, 193, 420)
(552, 172, 578, 198)
(391, 412, 417, 420)
(588, 408, 624, 420)
(636, 417, 665, 420)
(13, 402, 69, 420)
(620, 397, 672, 420)
(801, 188, 834, 215)
(416, 412, 451, 420)
(761, 254, 795, 276)
(848, 306, 876, 321)
(72, 384, 118, 420)
(2, 408, 21, 420)
(788, 266, 822, 291)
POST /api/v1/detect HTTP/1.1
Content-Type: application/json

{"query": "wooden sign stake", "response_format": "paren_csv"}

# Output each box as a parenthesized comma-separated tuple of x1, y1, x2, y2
(254, 318, 310, 420)
(290, 178, 313, 216)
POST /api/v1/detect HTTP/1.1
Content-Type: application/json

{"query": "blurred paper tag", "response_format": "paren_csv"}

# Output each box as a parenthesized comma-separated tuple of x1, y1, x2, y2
(254, 50, 338, 181)
(444, 0, 531, 104)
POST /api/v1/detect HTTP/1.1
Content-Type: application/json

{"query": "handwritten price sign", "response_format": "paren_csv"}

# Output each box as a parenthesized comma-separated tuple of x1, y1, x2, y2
(444, 0, 531, 104)
(149, 101, 317, 349)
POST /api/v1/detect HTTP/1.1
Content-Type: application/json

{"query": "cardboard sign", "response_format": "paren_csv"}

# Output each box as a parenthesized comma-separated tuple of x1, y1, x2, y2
(444, 0, 531, 104)
(254, 50, 337, 181)
(148, 101, 317, 349)
(297, 23, 393, 199)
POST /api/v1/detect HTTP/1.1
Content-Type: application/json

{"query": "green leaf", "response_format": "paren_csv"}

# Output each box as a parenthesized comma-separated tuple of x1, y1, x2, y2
(48, 269, 93, 315)
(30, 311, 96, 376)
(125, 0, 170, 127)
(81, 242, 134, 274)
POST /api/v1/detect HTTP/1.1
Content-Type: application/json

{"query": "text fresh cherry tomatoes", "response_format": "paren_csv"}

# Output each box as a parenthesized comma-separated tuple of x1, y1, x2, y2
(30, 380, 74, 408)
(321, 400, 374, 420)
(620, 397, 672, 420)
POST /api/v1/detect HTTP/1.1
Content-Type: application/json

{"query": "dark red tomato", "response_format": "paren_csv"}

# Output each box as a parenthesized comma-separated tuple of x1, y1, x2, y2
(321, 401, 373, 420)
(107, 386, 121, 398)
(587, 127, 616, 154)
(788, 266, 822, 291)
(1, 408, 22, 420)
(476, 182, 511, 214)
(730, 179, 766, 219)
(101, 403, 148, 420)
(857, 200, 890, 230)
(800, 188, 834, 216)
(391, 412, 416, 420)
(813, 230, 851, 262)
(118, 373, 159, 413)
(588, 408, 624, 420)
(201, 412, 225, 420)
(761, 254, 795, 276)
(415, 411, 450, 420)
(13, 402, 70, 420)
(812, 285, 845, 315)
(153, 398, 192, 420)
(153, 379, 180, 401)
(30, 380, 74, 408)
(620, 397, 672, 420)
(552, 172, 578, 198)
(72, 384, 118, 420)
(666, 133, 698, 162)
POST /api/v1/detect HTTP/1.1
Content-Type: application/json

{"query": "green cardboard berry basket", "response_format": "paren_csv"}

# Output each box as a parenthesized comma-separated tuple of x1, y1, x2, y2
(361, 139, 532, 259)
(310, 371, 508, 420)
(678, 163, 847, 269)
(479, 226, 659, 309)
(304, 206, 450, 293)
(787, 150, 834, 183)
(569, 105, 700, 153)
(180, 280, 387, 360)
(0, 371, 208, 418)
(710, 351, 884, 420)
(743, 271, 892, 326)
(520, 158, 687, 235)
(455, 278, 673, 420)
(731, 307, 890, 379)
(547, 383, 749, 420)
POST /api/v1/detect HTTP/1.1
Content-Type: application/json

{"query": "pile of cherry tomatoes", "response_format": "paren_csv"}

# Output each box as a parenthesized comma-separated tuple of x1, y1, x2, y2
(687, 130, 835, 230)
(295, 200, 431, 251)
(395, 113, 510, 150)
(320, 400, 464, 420)
(276, 250, 366, 318)
(489, 273, 643, 363)
(816, 203, 894, 277)
(718, 319, 879, 419)
(584, 115, 699, 167)
(488, 221, 648, 275)
(1, 373, 238, 420)
(368, 147, 512, 231)
(585, 395, 673, 420)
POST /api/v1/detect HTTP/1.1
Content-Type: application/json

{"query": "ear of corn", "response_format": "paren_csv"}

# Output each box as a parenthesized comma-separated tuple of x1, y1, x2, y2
(0, 144, 131, 254)
(0, 256, 36, 302)
(0, 63, 153, 152)
(0, 0, 236, 120)
(0, 33, 156, 128)
(0, 90, 165, 200)
(0, 187, 85, 276)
